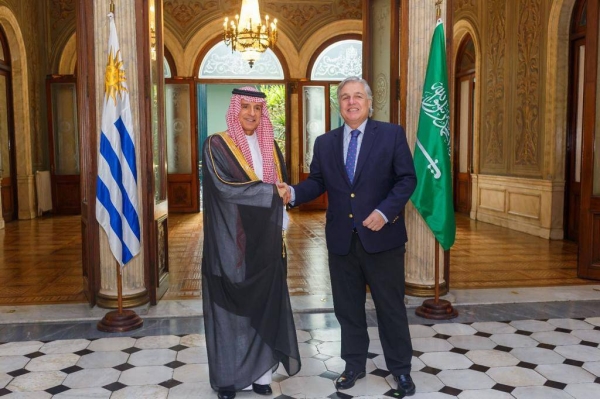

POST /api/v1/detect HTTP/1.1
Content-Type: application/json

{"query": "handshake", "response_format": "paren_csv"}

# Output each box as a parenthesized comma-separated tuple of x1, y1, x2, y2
(276, 182, 291, 205)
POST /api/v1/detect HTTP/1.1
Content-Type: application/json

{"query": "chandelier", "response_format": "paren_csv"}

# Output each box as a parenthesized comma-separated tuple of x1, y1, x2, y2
(223, 0, 278, 68)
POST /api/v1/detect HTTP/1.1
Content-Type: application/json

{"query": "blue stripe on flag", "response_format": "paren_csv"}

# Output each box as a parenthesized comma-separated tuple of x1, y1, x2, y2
(99, 132, 141, 241)
(96, 176, 135, 264)
(114, 117, 138, 184)
(96, 12, 140, 266)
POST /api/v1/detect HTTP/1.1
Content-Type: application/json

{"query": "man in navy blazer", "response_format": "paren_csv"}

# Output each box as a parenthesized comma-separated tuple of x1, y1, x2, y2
(279, 77, 417, 395)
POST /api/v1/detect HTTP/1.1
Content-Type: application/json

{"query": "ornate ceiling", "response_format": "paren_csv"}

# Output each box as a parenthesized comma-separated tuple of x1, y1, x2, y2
(164, 0, 362, 49)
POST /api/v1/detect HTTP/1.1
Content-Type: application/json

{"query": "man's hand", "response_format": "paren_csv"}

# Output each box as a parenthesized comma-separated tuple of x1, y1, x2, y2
(363, 210, 385, 231)
(276, 182, 291, 205)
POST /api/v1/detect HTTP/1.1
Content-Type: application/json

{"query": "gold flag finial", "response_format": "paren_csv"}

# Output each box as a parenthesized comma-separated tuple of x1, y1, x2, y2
(110, 0, 115, 14)
(435, 0, 442, 20)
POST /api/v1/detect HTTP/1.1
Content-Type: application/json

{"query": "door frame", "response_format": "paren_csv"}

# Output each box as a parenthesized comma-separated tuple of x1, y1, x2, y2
(46, 74, 81, 215)
(297, 81, 332, 210)
(75, 0, 100, 306)
(139, 0, 169, 305)
(453, 35, 475, 215)
(0, 26, 17, 222)
(452, 72, 474, 215)
(166, 77, 199, 213)
(578, 0, 600, 279)
(564, 36, 585, 242)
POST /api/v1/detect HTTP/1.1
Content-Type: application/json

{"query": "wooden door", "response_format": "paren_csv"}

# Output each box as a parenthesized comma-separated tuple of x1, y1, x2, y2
(143, 0, 169, 303)
(453, 74, 474, 214)
(578, 0, 600, 279)
(46, 75, 81, 215)
(565, 37, 585, 242)
(566, 1, 587, 242)
(298, 81, 331, 210)
(166, 78, 198, 213)
(0, 28, 16, 222)
(453, 37, 475, 215)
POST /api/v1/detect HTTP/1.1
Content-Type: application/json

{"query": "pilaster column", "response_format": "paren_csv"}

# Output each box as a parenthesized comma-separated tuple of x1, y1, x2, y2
(17, 174, 36, 220)
(404, 1, 449, 297)
(93, 0, 148, 308)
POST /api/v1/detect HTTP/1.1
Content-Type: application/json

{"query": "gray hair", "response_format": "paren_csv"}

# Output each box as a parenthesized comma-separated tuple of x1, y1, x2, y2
(336, 77, 374, 117)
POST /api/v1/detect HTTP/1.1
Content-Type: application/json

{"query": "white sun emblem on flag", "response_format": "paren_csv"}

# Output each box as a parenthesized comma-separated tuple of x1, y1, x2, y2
(105, 48, 127, 105)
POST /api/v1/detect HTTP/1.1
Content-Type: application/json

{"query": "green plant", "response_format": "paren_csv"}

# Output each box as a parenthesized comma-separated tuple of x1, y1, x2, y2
(259, 84, 286, 157)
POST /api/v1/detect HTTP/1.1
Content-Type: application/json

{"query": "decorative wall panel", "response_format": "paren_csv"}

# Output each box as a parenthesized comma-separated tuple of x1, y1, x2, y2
(507, 192, 541, 219)
(513, 0, 541, 171)
(464, 0, 547, 177)
(482, 0, 506, 170)
(478, 188, 505, 213)
(475, 176, 563, 239)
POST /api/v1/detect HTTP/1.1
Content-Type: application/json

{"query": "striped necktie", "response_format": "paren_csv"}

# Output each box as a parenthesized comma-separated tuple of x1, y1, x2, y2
(345, 129, 361, 183)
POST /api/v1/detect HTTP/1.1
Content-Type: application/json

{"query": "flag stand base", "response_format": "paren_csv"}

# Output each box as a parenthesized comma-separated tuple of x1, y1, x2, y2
(415, 242, 458, 320)
(97, 261, 144, 333)
(415, 298, 458, 320)
(97, 309, 143, 332)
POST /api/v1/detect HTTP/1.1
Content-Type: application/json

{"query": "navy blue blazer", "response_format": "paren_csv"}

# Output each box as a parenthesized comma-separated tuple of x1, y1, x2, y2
(294, 119, 417, 256)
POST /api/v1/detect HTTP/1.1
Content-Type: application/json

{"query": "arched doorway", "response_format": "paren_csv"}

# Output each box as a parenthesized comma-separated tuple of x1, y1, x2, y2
(298, 36, 362, 210)
(0, 24, 16, 222)
(453, 35, 475, 215)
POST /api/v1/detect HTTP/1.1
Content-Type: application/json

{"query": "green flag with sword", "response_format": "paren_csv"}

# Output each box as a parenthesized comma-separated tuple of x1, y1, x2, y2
(410, 17, 456, 251)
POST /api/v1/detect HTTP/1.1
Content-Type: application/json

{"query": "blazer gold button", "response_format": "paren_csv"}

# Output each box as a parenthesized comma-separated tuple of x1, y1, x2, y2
(349, 214, 353, 218)
(350, 193, 355, 198)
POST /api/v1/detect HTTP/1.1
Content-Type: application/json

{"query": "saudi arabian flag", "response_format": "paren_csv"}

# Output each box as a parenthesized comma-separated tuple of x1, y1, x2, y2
(410, 19, 456, 251)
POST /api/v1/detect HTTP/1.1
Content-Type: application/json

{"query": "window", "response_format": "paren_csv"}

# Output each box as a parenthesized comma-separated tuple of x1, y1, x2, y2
(199, 42, 284, 80)
(311, 40, 362, 81)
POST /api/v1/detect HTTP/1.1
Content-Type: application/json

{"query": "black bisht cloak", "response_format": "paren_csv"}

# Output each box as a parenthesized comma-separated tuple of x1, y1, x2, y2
(202, 133, 301, 391)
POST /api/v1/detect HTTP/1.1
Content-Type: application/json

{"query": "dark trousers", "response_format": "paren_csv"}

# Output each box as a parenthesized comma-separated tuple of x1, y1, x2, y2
(328, 233, 413, 375)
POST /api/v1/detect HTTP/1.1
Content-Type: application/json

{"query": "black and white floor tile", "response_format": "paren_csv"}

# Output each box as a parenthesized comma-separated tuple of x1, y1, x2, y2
(2, 316, 600, 398)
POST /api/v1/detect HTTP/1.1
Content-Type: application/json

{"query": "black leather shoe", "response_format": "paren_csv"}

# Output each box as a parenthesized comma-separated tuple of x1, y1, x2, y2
(335, 370, 366, 390)
(252, 383, 273, 395)
(394, 374, 416, 396)
(217, 390, 236, 399)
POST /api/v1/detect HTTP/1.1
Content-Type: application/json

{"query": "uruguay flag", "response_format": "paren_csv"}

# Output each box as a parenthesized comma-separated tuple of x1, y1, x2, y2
(96, 12, 141, 266)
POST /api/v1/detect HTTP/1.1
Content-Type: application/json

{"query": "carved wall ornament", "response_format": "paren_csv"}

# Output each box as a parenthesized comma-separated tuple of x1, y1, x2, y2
(270, 3, 333, 30)
(50, 0, 75, 28)
(373, 73, 388, 111)
(454, 0, 476, 13)
(336, 0, 361, 19)
(164, 0, 218, 26)
(514, 0, 541, 167)
(483, 0, 506, 167)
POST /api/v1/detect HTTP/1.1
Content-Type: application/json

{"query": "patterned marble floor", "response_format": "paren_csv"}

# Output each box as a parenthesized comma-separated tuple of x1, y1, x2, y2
(2, 301, 600, 398)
